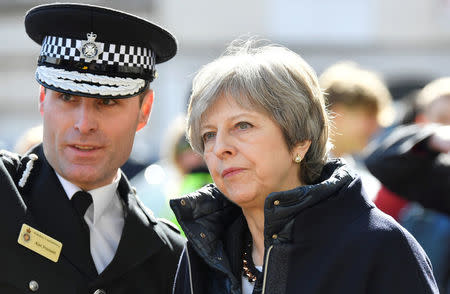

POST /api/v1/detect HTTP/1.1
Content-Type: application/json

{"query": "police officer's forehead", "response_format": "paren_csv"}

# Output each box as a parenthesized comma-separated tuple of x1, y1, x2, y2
(46, 88, 142, 101)
(25, 3, 176, 100)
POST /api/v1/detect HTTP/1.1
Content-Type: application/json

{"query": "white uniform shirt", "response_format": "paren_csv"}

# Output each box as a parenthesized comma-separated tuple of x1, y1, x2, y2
(57, 171, 124, 274)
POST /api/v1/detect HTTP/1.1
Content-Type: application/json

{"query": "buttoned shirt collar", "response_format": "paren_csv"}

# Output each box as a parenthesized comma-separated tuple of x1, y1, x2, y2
(57, 170, 122, 224)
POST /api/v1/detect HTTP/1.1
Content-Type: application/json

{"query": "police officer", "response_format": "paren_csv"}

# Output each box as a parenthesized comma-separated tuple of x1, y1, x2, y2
(0, 3, 185, 293)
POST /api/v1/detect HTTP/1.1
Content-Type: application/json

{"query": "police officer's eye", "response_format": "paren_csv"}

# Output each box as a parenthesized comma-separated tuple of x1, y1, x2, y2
(101, 99, 117, 106)
(61, 93, 73, 101)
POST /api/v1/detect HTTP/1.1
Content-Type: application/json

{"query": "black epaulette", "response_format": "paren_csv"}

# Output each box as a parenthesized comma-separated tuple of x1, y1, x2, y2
(0, 150, 41, 194)
(0, 149, 21, 174)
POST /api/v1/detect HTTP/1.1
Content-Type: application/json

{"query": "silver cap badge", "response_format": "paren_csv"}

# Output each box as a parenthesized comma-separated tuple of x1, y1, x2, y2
(78, 32, 103, 62)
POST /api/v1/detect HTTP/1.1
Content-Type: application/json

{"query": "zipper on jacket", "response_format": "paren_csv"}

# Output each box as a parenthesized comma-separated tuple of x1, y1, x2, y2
(261, 245, 274, 294)
(186, 245, 194, 294)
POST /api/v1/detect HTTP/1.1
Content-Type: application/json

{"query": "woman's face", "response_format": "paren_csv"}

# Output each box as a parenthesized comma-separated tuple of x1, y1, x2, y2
(200, 94, 304, 210)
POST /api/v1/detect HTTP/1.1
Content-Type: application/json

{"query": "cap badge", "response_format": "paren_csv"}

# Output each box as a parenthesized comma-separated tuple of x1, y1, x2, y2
(78, 32, 103, 62)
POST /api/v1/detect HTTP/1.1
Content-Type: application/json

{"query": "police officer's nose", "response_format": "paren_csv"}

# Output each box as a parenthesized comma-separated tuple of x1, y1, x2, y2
(74, 101, 98, 133)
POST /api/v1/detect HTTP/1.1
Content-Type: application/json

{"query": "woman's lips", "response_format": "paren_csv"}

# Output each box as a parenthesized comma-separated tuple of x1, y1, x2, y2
(222, 167, 244, 178)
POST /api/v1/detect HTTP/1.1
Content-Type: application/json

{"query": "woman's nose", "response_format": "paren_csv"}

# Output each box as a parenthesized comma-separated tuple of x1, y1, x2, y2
(213, 131, 236, 158)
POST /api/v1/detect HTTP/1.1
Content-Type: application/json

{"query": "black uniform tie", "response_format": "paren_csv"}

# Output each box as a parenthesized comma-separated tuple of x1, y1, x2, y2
(71, 190, 93, 225)
(71, 190, 97, 276)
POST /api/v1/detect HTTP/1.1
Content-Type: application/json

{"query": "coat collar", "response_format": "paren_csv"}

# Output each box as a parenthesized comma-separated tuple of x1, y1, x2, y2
(171, 185, 240, 258)
(262, 159, 368, 245)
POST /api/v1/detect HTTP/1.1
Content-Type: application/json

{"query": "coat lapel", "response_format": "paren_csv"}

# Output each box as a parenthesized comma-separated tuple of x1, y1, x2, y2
(26, 146, 98, 279)
(96, 174, 166, 282)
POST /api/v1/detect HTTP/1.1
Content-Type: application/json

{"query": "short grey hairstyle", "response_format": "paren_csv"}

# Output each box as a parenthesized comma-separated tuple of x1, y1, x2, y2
(186, 39, 331, 184)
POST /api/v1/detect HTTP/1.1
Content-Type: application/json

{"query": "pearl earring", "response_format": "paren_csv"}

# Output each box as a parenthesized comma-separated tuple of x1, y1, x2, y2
(294, 154, 302, 163)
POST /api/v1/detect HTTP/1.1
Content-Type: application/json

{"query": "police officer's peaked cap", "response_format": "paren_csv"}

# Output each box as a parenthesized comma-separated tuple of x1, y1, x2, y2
(25, 3, 177, 98)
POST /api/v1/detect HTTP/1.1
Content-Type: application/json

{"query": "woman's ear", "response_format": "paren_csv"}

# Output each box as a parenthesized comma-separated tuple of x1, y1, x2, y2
(136, 89, 154, 132)
(293, 140, 312, 163)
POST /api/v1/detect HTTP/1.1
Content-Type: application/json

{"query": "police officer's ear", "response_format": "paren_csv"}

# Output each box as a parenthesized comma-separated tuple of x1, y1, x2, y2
(136, 89, 154, 132)
(39, 85, 45, 115)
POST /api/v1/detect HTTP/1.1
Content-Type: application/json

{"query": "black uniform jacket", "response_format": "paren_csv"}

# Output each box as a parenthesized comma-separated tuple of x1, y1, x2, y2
(170, 159, 438, 294)
(0, 144, 185, 294)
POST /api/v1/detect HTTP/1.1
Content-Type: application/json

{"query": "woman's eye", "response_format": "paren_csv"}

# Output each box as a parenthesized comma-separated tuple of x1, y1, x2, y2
(236, 121, 252, 130)
(202, 132, 216, 142)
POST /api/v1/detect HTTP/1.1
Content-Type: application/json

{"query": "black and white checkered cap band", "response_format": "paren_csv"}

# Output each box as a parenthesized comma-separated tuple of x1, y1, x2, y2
(40, 35, 155, 70)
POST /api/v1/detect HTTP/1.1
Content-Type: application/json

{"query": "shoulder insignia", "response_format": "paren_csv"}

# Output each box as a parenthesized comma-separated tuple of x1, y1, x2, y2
(0, 149, 21, 164)
(18, 153, 39, 188)
(0, 150, 41, 193)
(1, 149, 23, 181)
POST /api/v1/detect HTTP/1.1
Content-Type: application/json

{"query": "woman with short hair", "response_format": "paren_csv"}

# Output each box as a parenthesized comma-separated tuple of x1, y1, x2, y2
(170, 39, 438, 294)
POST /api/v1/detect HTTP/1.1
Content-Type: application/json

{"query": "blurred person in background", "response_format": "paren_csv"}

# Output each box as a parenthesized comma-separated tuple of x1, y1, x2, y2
(0, 3, 184, 293)
(365, 77, 450, 293)
(366, 77, 450, 213)
(131, 116, 212, 232)
(165, 117, 212, 196)
(368, 89, 421, 221)
(170, 39, 438, 294)
(319, 61, 394, 200)
(13, 124, 43, 155)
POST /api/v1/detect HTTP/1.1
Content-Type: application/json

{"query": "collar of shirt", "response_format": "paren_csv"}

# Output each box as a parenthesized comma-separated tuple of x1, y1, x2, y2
(56, 170, 122, 224)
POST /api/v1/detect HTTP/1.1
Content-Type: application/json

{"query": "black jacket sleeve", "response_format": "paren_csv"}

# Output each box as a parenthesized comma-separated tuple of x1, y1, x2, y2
(364, 124, 450, 215)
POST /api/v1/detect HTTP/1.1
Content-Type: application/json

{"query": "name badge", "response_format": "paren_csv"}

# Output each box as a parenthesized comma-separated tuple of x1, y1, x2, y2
(17, 224, 62, 262)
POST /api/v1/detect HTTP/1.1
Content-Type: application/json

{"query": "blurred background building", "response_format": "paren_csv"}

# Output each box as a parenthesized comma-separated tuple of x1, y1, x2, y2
(1, 0, 450, 164)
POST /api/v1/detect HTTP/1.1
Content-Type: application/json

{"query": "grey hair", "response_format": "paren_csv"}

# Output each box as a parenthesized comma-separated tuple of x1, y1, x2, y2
(187, 39, 331, 184)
